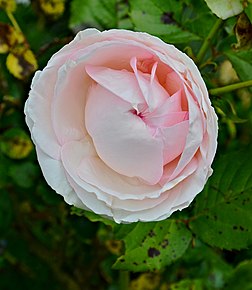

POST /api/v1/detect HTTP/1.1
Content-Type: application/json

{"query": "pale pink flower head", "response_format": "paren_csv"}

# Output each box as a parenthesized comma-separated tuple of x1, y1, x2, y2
(25, 29, 218, 223)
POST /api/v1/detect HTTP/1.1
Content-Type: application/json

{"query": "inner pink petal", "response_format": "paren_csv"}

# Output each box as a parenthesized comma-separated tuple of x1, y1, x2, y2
(169, 86, 203, 180)
(85, 84, 164, 185)
(165, 71, 184, 95)
(147, 89, 183, 119)
(85, 65, 145, 106)
(158, 120, 189, 165)
(144, 111, 188, 128)
(130, 57, 168, 111)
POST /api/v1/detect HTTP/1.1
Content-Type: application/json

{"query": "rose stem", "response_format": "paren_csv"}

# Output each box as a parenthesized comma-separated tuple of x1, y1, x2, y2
(119, 270, 130, 290)
(209, 79, 252, 95)
(6, 10, 22, 33)
(196, 18, 223, 64)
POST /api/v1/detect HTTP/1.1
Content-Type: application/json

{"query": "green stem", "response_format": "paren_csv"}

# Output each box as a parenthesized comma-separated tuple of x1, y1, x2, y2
(196, 18, 223, 64)
(119, 271, 129, 290)
(209, 80, 252, 95)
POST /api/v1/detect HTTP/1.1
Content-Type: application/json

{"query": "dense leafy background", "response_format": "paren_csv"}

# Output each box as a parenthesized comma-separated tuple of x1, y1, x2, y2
(0, 0, 252, 289)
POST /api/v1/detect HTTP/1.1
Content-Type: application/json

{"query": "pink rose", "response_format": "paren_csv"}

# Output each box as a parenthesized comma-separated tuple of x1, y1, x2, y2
(24, 29, 218, 223)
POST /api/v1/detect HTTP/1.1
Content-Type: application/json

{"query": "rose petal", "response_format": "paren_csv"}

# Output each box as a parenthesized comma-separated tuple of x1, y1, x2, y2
(85, 84, 164, 184)
(61, 140, 113, 216)
(36, 147, 84, 207)
(165, 71, 184, 95)
(130, 57, 168, 111)
(26, 85, 61, 159)
(85, 64, 145, 107)
(170, 86, 204, 180)
(77, 154, 162, 200)
(160, 120, 189, 165)
(52, 61, 88, 145)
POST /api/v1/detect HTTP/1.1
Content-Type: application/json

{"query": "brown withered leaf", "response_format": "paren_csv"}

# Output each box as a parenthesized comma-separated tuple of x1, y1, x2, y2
(233, 12, 252, 50)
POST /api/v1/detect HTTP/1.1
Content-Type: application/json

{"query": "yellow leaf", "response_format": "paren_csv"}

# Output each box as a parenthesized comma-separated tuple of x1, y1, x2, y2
(39, 0, 65, 18)
(0, 128, 33, 159)
(0, 23, 26, 54)
(6, 48, 38, 80)
(130, 273, 160, 290)
(105, 240, 123, 256)
(0, 0, 16, 13)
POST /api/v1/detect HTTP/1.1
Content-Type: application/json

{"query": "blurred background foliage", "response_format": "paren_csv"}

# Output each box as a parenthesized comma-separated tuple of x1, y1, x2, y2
(0, 0, 252, 289)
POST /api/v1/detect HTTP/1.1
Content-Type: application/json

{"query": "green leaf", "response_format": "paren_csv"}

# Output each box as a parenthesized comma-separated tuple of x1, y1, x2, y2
(71, 207, 116, 227)
(190, 147, 252, 250)
(69, 0, 118, 30)
(226, 50, 252, 92)
(170, 279, 203, 290)
(113, 219, 192, 272)
(129, 0, 200, 44)
(179, 0, 218, 39)
(223, 260, 252, 290)
(245, 3, 252, 23)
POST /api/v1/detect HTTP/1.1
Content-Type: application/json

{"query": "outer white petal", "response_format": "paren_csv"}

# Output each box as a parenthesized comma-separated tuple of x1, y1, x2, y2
(25, 67, 61, 160)
(36, 147, 84, 208)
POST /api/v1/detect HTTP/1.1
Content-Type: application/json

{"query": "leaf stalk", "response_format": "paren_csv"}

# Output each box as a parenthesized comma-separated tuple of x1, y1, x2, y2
(196, 18, 223, 64)
(209, 80, 252, 95)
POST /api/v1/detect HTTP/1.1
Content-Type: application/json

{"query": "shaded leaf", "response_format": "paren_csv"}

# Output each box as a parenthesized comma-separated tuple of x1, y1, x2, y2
(0, 190, 13, 233)
(170, 279, 203, 290)
(8, 162, 40, 188)
(223, 260, 252, 290)
(190, 147, 252, 250)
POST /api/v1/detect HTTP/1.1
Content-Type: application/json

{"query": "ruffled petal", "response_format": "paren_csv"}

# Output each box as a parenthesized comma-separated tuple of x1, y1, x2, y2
(85, 64, 145, 107)
(160, 120, 189, 165)
(77, 154, 162, 200)
(25, 79, 61, 160)
(85, 84, 164, 185)
(169, 86, 204, 180)
(130, 57, 168, 111)
(61, 140, 113, 216)
(52, 61, 88, 145)
(35, 147, 84, 207)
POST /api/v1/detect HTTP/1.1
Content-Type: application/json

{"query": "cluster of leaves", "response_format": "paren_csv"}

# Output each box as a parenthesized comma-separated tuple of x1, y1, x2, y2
(0, 0, 252, 289)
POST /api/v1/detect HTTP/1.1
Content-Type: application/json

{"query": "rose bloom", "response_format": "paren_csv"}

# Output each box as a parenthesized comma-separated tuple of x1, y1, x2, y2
(25, 29, 218, 223)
